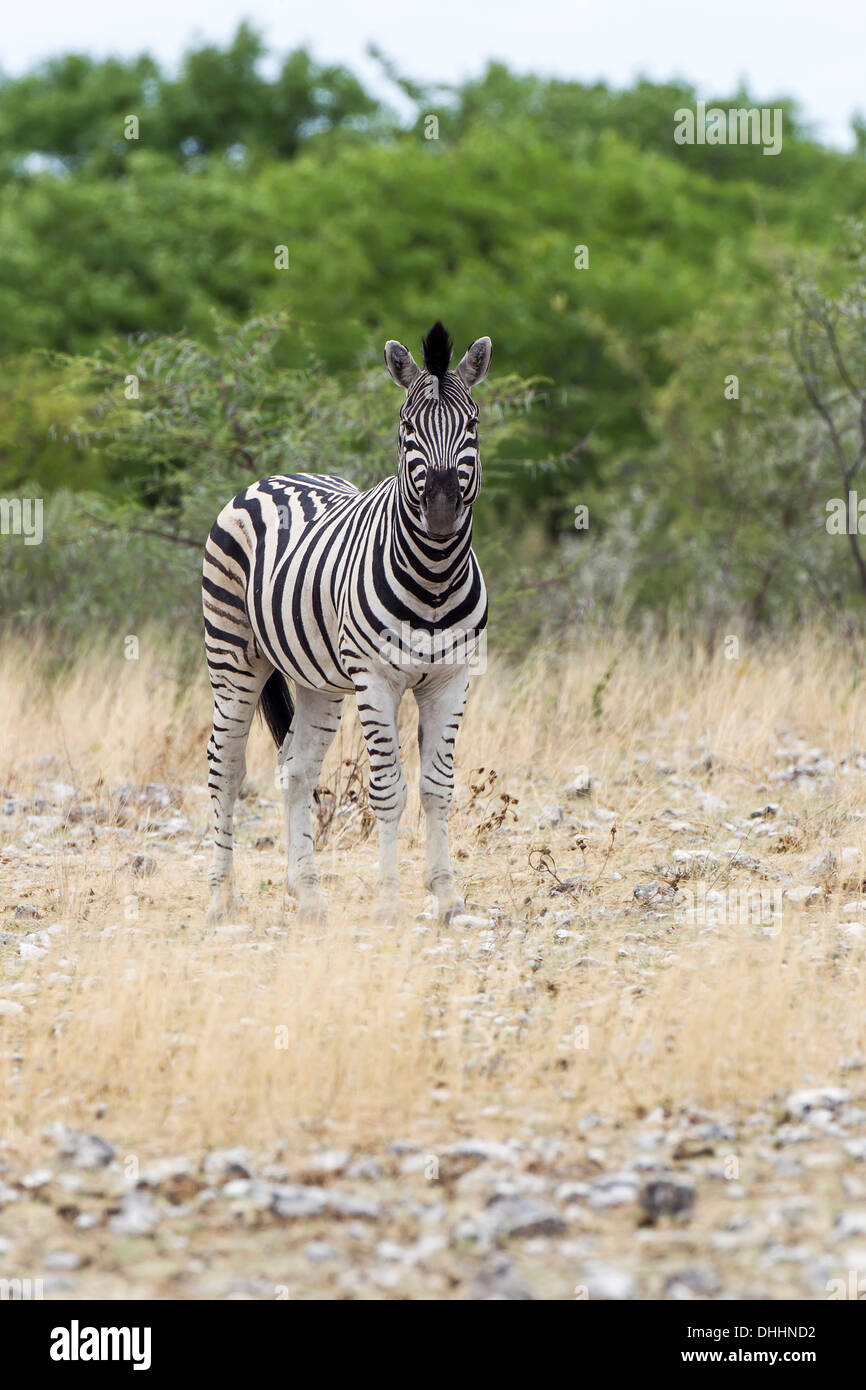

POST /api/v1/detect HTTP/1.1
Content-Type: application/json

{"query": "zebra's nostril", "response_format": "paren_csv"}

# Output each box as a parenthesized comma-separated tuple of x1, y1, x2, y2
(422, 467, 461, 508)
(422, 495, 464, 538)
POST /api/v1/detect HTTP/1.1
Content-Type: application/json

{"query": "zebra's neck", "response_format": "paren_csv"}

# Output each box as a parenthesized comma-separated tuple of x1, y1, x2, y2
(389, 483, 474, 601)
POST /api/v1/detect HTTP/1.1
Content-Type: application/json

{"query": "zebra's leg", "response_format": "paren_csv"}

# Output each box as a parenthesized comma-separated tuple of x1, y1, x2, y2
(283, 684, 344, 922)
(205, 653, 270, 926)
(353, 668, 407, 921)
(277, 729, 293, 858)
(414, 667, 471, 922)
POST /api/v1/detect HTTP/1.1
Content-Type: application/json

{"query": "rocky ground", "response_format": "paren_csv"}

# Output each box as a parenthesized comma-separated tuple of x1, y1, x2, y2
(3, 645, 866, 1298)
(3, 1090, 866, 1300)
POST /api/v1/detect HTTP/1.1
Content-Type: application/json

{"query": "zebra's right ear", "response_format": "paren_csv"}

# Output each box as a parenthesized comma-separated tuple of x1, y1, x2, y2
(456, 337, 492, 389)
(384, 340, 421, 390)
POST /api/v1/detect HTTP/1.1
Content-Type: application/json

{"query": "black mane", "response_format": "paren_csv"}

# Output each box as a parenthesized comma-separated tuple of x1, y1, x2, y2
(421, 321, 453, 382)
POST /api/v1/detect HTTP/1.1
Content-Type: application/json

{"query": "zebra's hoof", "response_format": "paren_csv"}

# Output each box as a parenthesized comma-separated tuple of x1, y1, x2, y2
(442, 898, 467, 924)
(374, 898, 403, 927)
(205, 891, 245, 926)
(297, 891, 328, 926)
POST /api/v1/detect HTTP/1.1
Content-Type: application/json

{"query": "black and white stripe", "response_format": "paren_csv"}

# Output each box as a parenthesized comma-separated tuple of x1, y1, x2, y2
(203, 322, 492, 924)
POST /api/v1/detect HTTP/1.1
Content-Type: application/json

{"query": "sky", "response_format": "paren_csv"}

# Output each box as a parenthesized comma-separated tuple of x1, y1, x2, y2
(3, 0, 864, 149)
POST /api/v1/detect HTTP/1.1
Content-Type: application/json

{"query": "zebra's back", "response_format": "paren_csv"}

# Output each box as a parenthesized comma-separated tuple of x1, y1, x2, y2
(204, 471, 380, 692)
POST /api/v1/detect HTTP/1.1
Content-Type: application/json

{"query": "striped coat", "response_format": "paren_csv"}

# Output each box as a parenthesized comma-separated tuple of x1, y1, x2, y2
(203, 322, 491, 924)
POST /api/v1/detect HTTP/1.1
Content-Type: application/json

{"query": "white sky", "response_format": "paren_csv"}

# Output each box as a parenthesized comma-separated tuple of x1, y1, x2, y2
(3, 0, 863, 149)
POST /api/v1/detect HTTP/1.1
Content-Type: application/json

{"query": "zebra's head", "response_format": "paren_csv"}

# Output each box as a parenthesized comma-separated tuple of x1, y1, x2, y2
(384, 322, 492, 540)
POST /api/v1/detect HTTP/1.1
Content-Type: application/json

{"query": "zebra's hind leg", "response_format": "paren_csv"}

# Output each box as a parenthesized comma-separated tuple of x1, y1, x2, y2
(415, 667, 470, 922)
(283, 684, 344, 923)
(205, 648, 271, 926)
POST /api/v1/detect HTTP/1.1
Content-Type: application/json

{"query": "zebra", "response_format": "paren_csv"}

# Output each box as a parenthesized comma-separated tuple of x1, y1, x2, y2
(202, 321, 492, 925)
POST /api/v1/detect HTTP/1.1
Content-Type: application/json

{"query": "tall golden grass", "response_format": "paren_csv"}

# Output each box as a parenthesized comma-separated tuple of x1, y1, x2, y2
(1, 627, 865, 1163)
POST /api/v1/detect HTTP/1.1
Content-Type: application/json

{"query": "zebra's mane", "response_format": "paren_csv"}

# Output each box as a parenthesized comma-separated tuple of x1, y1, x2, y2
(421, 321, 453, 384)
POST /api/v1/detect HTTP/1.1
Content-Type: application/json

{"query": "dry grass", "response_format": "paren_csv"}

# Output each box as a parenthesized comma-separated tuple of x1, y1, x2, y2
(2, 626, 866, 1174)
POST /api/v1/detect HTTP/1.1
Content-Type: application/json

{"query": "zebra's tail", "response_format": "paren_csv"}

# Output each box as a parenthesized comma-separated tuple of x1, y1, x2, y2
(259, 670, 295, 748)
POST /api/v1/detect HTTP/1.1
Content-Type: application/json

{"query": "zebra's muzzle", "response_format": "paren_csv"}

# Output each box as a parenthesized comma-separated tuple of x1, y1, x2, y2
(421, 467, 464, 538)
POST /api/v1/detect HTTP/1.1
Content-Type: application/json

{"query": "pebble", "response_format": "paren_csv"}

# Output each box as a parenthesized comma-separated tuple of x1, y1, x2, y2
(589, 1172, 640, 1209)
(20, 1168, 54, 1190)
(482, 1195, 566, 1240)
(470, 1256, 535, 1300)
(308, 1149, 352, 1175)
(110, 1190, 160, 1236)
(44, 1250, 81, 1271)
(834, 1210, 866, 1241)
(203, 1147, 251, 1181)
(665, 1267, 721, 1299)
(787, 1088, 850, 1120)
(49, 1124, 115, 1169)
(640, 1176, 696, 1222)
(580, 1262, 636, 1300)
(346, 1156, 385, 1181)
(783, 885, 823, 907)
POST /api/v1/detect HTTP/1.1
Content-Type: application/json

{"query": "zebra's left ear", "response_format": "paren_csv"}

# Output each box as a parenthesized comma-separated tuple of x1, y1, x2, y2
(384, 340, 421, 389)
(456, 337, 492, 389)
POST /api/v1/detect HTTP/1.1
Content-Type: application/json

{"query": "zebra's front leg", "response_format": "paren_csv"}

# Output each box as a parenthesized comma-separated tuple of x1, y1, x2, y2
(283, 685, 344, 923)
(415, 667, 470, 922)
(354, 668, 406, 922)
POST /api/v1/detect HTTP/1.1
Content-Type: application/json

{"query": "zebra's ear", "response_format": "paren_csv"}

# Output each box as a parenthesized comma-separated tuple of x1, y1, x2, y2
(456, 337, 492, 389)
(384, 340, 421, 389)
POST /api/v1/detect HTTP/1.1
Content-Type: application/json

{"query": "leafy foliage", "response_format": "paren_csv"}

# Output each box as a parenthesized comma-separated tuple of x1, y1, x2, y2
(3, 28, 866, 645)
(2, 315, 535, 645)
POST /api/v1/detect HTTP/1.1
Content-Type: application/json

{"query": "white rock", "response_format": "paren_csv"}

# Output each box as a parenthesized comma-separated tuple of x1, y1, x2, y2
(203, 1147, 251, 1179)
(309, 1149, 352, 1174)
(44, 1250, 81, 1270)
(834, 1210, 866, 1241)
(110, 1190, 160, 1236)
(445, 1139, 518, 1166)
(581, 1262, 636, 1300)
(48, 1124, 115, 1169)
(139, 1157, 193, 1186)
(787, 1087, 850, 1119)
(783, 885, 823, 907)
(20, 1168, 53, 1189)
(18, 942, 48, 961)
